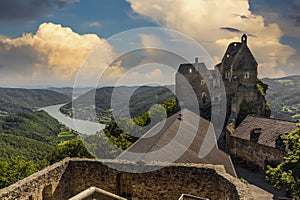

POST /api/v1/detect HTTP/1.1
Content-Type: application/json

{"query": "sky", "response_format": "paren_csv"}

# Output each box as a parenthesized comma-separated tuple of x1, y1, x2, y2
(0, 0, 299, 88)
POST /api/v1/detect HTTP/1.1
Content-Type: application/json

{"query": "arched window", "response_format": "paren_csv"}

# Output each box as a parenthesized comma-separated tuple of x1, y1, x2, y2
(201, 92, 207, 104)
(244, 72, 250, 79)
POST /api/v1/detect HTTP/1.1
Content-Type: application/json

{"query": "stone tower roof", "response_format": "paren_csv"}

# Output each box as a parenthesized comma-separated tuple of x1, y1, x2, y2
(220, 34, 257, 71)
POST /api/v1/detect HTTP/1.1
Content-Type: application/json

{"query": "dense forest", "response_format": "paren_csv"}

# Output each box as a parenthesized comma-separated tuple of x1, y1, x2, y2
(0, 88, 74, 188)
(0, 110, 86, 188)
(0, 111, 61, 161)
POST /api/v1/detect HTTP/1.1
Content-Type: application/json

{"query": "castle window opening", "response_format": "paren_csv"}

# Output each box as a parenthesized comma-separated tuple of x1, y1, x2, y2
(244, 72, 250, 79)
(250, 128, 262, 143)
(189, 68, 192, 73)
(201, 80, 206, 85)
(201, 92, 207, 104)
(226, 71, 231, 79)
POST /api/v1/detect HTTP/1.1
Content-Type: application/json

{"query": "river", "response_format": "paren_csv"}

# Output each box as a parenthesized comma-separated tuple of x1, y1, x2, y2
(41, 104, 106, 135)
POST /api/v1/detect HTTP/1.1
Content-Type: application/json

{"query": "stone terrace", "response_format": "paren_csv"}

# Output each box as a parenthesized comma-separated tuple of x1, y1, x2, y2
(0, 158, 272, 200)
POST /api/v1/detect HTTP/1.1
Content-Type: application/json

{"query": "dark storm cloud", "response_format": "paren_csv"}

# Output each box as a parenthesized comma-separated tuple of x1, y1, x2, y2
(0, 0, 79, 21)
(287, 15, 300, 26)
(219, 27, 242, 33)
(283, 0, 300, 26)
(249, 0, 300, 26)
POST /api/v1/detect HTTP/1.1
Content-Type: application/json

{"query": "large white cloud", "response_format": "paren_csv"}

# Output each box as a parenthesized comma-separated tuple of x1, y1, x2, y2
(0, 22, 115, 86)
(127, 0, 296, 78)
(0, 22, 174, 87)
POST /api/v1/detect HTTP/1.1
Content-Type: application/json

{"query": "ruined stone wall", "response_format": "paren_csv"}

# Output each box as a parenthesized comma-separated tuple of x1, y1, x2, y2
(0, 158, 273, 200)
(0, 159, 71, 200)
(66, 160, 239, 200)
(227, 135, 286, 170)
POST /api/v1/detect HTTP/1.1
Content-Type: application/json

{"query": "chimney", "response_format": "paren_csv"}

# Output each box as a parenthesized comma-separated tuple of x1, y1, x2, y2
(195, 57, 198, 64)
(241, 34, 247, 45)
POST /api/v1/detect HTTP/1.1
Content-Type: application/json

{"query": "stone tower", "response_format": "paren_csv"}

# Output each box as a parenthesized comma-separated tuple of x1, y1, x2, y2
(176, 34, 270, 125)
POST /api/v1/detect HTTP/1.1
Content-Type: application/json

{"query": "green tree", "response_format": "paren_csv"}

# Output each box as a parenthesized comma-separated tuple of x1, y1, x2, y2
(46, 139, 94, 165)
(0, 156, 38, 189)
(101, 99, 178, 151)
(266, 124, 300, 197)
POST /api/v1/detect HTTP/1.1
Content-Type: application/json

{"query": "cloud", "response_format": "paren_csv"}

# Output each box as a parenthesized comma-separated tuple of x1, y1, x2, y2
(88, 21, 101, 27)
(0, 0, 79, 21)
(127, 0, 296, 78)
(111, 65, 173, 87)
(146, 68, 163, 79)
(0, 22, 114, 86)
(0, 34, 9, 40)
(249, 0, 300, 37)
(220, 27, 242, 33)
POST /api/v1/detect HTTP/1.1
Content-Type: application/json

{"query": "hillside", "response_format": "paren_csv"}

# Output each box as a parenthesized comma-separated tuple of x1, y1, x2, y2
(0, 111, 62, 161)
(0, 88, 71, 115)
(47, 87, 93, 97)
(262, 75, 300, 121)
(60, 85, 176, 123)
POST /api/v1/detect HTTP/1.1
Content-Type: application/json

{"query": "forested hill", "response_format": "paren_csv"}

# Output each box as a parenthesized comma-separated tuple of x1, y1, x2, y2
(47, 87, 93, 97)
(0, 111, 62, 162)
(60, 85, 176, 123)
(0, 88, 71, 115)
(262, 75, 300, 122)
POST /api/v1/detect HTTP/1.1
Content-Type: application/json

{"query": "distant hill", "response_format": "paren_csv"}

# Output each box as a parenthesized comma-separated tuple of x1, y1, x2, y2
(262, 75, 300, 122)
(59, 76, 300, 123)
(0, 88, 71, 115)
(60, 85, 176, 123)
(47, 87, 93, 97)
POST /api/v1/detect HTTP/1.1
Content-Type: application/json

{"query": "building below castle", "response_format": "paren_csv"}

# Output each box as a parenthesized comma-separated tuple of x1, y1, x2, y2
(226, 115, 297, 170)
